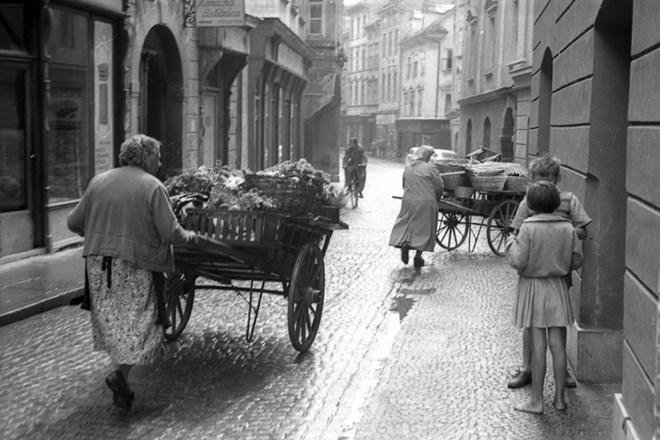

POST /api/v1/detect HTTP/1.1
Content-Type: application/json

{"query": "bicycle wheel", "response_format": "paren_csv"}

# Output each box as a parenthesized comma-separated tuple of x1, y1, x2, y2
(349, 181, 359, 208)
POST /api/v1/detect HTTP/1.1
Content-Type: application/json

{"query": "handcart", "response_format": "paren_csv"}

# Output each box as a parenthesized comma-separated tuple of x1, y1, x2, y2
(436, 166, 528, 256)
(162, 208, 345, 353)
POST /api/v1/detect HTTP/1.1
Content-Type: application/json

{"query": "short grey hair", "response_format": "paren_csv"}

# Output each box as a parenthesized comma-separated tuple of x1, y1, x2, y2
(118, 134, 161, 169)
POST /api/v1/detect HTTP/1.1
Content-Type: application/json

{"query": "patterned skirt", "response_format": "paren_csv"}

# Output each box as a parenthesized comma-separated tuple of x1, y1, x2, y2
(87, 256, 163, 365)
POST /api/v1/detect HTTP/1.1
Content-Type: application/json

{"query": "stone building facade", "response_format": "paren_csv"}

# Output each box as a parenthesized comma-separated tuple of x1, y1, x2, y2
(0, 0, 328, 262)
(0, 0, 201, 260)
(531, 1, 660, 439)
(458, 0, 533, 161)
(343, 1, 380, 156)
(302, 0, 344, 181)
(396, 6, 455, 151)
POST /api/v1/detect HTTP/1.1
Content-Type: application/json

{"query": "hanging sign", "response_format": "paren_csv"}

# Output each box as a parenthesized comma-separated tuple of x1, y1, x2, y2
(197, 0, 245, 27)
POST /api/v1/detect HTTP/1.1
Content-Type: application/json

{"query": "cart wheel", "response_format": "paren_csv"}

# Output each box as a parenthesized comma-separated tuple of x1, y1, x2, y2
(436, 212, 470, 250)
(163, 271, 195, 341)
(287, 243, 325, 352)
(487, 199, 518, 256)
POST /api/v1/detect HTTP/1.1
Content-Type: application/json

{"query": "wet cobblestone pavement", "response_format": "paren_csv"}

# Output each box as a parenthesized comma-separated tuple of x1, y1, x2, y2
(0, 159, 617, 439)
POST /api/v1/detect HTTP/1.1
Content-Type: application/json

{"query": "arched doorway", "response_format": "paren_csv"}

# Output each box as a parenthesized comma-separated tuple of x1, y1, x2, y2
(501, 107, 514, 161)
(140, 25, 183, 179)
(538, 48, 553, 155)
(483, 116, 491, 147)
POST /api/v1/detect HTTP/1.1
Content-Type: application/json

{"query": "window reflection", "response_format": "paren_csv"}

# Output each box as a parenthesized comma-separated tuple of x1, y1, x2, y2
(46, 8, 90, 203)
(0, 66, 26, 212)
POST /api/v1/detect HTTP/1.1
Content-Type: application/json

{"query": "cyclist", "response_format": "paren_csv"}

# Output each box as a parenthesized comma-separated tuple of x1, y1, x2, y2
(342, 137, 367, 198)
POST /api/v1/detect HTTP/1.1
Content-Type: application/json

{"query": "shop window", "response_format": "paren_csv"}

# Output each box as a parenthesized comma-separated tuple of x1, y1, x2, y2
(0, 2, 26, 51)
(309, 0, 323, 35)
(0, 66, 27, 212)
(45, 7, 114, 203)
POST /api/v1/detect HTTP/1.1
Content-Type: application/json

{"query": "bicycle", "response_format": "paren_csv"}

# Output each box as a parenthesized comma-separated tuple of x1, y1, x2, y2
(344, 164, 365, 209)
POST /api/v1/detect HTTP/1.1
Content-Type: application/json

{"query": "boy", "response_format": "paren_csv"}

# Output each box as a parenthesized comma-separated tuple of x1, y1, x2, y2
(507, 154, 591, 390)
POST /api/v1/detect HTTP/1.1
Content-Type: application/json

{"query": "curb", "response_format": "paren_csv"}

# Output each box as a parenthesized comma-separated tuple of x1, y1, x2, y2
(0, 287, 84, 327)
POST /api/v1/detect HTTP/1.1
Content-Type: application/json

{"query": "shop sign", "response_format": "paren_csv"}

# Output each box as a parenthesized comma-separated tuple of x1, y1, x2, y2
(197, 0, 245, 27)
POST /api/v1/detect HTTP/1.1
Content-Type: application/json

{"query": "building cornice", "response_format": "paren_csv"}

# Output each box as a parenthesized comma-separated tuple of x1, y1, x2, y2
(457, 86, 513, 106)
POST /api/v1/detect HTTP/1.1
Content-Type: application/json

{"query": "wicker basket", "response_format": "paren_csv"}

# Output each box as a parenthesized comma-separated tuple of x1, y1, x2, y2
(244, 174, 319, 216)
(469, 175, 508, 192)
(183, 208, 285, 246)
(441, 173, 470, 191)
(505, 175, 530, 193)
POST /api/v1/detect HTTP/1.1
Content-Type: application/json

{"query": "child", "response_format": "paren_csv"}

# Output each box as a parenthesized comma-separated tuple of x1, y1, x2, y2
(506, 181, 584, 414)
(507, 154, 591, 390)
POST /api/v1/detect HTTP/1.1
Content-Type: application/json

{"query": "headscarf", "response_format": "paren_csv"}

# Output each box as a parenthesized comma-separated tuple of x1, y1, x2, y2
(414, 145, 435, 162)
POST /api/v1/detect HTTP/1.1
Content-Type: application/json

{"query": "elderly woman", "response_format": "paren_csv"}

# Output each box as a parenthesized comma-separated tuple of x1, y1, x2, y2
(389, 145, 444, 268)
(67, 134, 197, 411)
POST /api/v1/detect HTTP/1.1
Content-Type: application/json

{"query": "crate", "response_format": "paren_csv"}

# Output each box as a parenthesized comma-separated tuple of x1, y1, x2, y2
(183, 208, 285, 246)
(244, 174, 319, 216)
(469, 175, 508, 192)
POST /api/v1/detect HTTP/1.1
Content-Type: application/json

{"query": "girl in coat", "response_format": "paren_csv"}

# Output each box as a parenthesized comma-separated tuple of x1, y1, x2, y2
(389, 145, 444, 268)
(505, 181, 583, 415)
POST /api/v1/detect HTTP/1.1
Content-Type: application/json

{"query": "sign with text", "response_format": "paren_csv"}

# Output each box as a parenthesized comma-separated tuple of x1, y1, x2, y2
(197, 0, 245, 27)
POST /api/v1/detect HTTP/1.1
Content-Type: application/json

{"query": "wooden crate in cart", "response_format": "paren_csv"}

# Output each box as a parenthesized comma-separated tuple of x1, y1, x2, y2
(163, 208, 346, 353)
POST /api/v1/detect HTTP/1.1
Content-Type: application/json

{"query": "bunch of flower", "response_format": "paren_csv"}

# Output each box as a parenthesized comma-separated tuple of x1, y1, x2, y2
(208, 185, 279, 211)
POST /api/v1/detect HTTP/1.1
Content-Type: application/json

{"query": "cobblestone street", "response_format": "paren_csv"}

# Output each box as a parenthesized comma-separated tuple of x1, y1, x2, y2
(0, 159, 617, 439)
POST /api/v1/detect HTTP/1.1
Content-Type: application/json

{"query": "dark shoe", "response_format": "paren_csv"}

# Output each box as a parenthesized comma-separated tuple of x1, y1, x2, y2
(413, 256, 425, 268)
(565, 371, 577, 388)
(401, 248, 409, 265)
(507, 369, 532, 389)
(552, 400, 568, 412)
(105, 371, 134, 411)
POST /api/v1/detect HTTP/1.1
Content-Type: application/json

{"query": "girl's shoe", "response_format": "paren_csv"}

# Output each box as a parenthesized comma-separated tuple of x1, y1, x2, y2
(105, 370, 134, 411)
(413, 256, 425, 268)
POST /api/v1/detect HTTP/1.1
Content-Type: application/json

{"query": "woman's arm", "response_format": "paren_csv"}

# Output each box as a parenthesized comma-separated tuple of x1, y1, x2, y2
(152, 185, 196, 245)
(67, 190, 88, 236)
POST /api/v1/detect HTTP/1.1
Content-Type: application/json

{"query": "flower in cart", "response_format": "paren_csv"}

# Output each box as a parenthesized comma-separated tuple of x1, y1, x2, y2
(224, 174, 245, 191)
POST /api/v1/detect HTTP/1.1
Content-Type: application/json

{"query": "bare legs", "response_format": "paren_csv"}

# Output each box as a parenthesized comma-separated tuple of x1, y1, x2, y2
(549, 327, 567, 410)
(521, 327, 532, 373)
(520, 326, 574, 386)
(514, 326, 567, 414)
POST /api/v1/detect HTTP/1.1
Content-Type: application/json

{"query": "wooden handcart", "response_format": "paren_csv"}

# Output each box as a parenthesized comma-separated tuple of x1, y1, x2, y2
(162, 208, 344, 352)
(436, 170, 527, 256)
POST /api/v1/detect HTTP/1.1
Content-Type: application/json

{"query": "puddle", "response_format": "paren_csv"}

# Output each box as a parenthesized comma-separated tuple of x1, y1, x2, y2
(389, 296, 416, 322)
(397, 288, 435, 296)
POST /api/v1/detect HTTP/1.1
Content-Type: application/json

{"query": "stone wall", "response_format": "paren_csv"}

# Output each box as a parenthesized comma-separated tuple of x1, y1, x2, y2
(532, 1, 660, 439)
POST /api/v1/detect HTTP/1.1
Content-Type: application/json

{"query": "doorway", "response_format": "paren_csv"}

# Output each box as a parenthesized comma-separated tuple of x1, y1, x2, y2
(501, 107, 514, 161)
(140, 25, 183, 180)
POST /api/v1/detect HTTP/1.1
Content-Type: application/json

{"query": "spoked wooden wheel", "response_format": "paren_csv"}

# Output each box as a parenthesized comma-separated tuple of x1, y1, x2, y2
(487, 199, 518, 256)
(163, 271, 195, 341)
(436, 212, 470, 250)
(287, 243, 325, 352)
